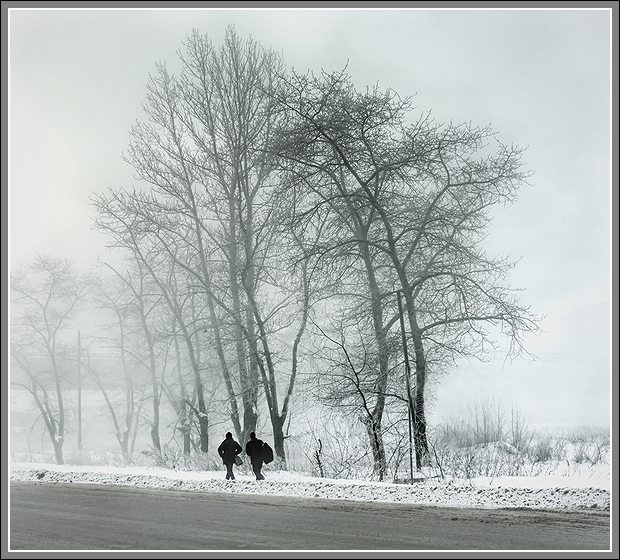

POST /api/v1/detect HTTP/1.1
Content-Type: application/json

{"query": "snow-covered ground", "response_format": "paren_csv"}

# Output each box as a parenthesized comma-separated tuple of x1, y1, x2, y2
(10, 462, 610, 512)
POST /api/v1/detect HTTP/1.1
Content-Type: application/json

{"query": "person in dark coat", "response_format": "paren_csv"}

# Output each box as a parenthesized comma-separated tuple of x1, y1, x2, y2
(217, 432, 242, 480)
(245, 431, 265, 480)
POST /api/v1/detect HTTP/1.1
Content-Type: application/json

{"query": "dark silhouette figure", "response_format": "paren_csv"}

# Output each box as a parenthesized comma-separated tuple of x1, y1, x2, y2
(217, 432, 242, 480)
(245, 431, 265, 480)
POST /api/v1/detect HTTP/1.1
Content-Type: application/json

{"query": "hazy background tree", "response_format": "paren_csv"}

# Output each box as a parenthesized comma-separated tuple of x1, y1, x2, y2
(102, 260, 169, 454)
(10, 256, 82, 464)
(84, 272, 147, 464)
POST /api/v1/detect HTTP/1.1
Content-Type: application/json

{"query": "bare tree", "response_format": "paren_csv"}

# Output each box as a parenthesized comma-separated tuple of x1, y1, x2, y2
(176, 27, 285, 445)
(85, 273, 146, 464)
(99, 260, 167, 453)
(93, 27, 319, 466)
(10, 256, 82, 464)
(272, 68, 539, 466)
(92, 27, 280, 445)
(271, 71, 412, 477)
(152, 255, 213, 453)
(245, 200, 332, 466)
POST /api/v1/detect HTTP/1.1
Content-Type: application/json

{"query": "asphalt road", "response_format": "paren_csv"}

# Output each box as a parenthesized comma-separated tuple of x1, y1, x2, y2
(10, 481, 610, 551)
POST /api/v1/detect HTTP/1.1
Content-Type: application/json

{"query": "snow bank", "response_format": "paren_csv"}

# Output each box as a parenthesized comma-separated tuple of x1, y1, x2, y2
(10, 463, 609, 512)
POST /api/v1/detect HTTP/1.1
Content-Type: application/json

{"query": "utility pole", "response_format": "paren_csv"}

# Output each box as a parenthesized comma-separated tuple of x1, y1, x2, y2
(396, 289, 414, 484)
(77, 329, 82, 461)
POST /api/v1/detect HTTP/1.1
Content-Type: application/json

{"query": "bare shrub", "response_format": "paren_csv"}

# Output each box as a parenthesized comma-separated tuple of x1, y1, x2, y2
(551, 438, 568, 461)
(572, 439, 608, 465)
(528, 436, 554, 463)
(509, 407, 532, 452)
(427, 398, 530, 479)
(139, 445, 223, 471)
(429, 405, 611, 481)
(296, 417, 373, 479)
(469, 397, 506, 445)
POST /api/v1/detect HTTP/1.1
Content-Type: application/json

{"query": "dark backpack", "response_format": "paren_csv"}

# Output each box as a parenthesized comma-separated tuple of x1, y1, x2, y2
(261, 441, 274, 464)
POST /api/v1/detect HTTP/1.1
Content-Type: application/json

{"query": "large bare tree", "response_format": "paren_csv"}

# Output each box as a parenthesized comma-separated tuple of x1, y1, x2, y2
(94, 27, 314, 465)
(272, 68, 539, 467)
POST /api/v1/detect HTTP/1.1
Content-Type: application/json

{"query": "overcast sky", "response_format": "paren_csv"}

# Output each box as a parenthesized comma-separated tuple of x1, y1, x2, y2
(8, 7, 612, 429)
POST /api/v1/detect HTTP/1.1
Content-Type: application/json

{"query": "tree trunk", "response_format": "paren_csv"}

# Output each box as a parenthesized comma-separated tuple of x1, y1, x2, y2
(181, 327, 209, 453)
(119, 319, 135, 465)
(197, 413, 209, 453)
(229, 194, 257, 443)
(120, 438, 131, 466)
(403, 291, 430, 463)
(380, 213, 430, 466)
(364, 416, 386, 481)
(243, 304, 259, 446)
(173, 333, 192, 457)
(138, 294, 161, 453)
(272, 415, 286, 468)
(205, 293, 242, 438)
(49, 347, 65, 465)
(52, 440, 64, 465)
(359, 241, 388, 480)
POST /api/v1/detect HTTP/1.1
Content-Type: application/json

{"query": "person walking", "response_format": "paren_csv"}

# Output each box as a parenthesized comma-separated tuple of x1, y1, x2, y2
(217, 432, 242, 481)
(245, 431, 265, 481)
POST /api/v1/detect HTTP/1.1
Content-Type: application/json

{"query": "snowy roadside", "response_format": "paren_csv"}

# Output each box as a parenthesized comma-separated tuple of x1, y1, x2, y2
(10, 463, 610, 512)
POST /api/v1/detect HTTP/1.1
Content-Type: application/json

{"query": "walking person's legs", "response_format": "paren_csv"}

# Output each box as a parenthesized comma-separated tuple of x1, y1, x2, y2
(252, 460, 265, 480)
(225, 462, 235, 480)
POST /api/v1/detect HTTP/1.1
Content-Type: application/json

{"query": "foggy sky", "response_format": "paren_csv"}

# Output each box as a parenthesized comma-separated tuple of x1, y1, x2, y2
(8, 7, 612, 428)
